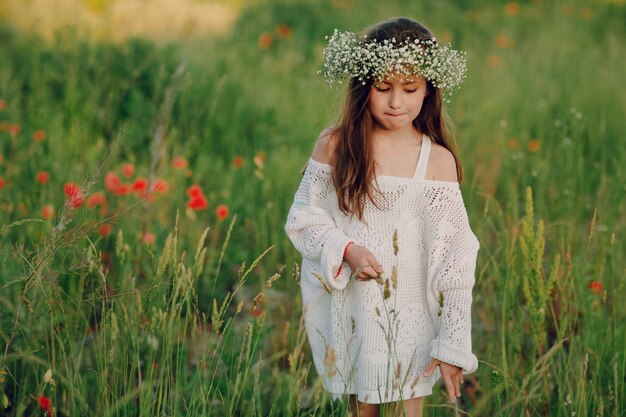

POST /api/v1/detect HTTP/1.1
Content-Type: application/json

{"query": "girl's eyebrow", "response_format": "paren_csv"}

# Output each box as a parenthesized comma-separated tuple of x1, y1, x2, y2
(381, 80, 418, 85)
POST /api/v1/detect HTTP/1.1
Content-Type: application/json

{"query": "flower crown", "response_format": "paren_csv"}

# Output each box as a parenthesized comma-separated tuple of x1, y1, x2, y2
(319, 29, 468, 98)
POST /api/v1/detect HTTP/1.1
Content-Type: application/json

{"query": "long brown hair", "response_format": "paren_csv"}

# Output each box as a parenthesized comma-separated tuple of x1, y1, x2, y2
(327, 17, 465, 222)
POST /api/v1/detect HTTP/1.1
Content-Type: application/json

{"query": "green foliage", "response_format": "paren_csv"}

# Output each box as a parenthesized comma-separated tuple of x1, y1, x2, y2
(0, 0, 625, 415)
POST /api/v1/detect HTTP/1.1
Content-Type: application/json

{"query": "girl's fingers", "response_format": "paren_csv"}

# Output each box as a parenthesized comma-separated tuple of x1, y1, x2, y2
(365, 255, 384, 274)
(444, 376, 456, 404)
(359, 265, 379, 279)
(423, 359, 439, 377)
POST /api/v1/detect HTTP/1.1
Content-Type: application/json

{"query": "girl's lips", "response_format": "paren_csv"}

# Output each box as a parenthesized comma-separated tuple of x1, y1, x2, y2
(385, 113, 405, 117)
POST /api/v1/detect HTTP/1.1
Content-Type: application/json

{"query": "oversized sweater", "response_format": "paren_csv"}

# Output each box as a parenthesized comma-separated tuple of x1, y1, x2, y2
(284, 135, 480, 404)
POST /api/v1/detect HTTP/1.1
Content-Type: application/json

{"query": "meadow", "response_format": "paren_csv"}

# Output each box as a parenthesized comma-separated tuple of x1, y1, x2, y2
(0, 0, 624, 415)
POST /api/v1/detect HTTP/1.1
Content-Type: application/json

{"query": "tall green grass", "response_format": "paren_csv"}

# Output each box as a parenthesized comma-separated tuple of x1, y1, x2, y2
(0, 0, 624, 415)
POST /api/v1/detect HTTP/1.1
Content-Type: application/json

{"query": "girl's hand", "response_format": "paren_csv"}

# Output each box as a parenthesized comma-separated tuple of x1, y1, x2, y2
(344, 243, 384, 281)
(423, 358, 464, 404)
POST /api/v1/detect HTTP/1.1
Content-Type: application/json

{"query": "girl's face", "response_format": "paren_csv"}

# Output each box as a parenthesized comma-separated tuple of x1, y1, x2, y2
(368, 74, 428, 131)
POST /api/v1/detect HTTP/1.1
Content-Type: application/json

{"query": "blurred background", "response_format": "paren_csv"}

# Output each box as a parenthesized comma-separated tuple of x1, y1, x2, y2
(0, 0, 624, 416)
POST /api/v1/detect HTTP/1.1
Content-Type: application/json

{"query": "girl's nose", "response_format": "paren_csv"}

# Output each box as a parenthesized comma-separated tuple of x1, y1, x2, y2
(389, 90, 402, 109)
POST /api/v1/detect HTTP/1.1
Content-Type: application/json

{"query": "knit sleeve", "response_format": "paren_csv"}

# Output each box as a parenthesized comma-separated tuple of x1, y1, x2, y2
(284, 159, 354, 291)
(424, 185, 480, 374)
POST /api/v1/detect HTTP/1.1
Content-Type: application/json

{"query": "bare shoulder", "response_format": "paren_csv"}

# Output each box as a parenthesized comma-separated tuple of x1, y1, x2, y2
(426, 142, 459, 182)
(311, 127, 339, 165)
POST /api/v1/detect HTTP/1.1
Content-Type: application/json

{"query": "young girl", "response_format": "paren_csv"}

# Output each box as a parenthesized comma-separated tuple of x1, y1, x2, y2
(284, 17, 480, 417)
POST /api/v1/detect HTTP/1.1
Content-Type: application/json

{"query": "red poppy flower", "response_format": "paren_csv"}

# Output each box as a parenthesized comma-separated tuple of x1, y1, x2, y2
(259, 32, 273, 49)
(216, 204, 229, 220)
(105, 172, 121, 192)
(141, 231, 156, 245)
(37, 395, 52, 417)
(151, 179, 169, 194)
(588, 280, 603, 294)
(99, 223, 112, 237)
(187, 194, 208, 210)
(172, 156, 188, 169)
(122, 163, 135, 178)
(33, 130, 46, 142)
(186, 185, 205, 199)
(36, 171, 50, 185)
(232, 156, 244, 168)
(41, 204, 55, 219)
(276, 24, 293, 39)
(8, 123, 20, 137)
(0, 176, 5, 189)
(0, 99, 6, 111)
(132, 177, 148, 193)
(64, 182, 84, 208)
(87, 192, 107, 209)
(113, 183, 130, 196)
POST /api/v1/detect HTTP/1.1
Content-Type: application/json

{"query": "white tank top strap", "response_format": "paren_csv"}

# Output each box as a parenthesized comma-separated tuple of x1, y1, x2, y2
(412, 134, 432, 181)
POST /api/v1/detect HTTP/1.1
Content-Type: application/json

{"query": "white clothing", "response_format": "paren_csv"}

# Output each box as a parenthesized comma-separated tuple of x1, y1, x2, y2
(284, 135, 480, 404)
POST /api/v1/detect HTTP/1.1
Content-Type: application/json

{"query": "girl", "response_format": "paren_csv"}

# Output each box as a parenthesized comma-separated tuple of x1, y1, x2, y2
(284, 17, 480, 417)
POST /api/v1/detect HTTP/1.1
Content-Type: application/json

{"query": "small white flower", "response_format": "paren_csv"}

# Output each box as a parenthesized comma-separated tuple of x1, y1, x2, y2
(320, 29, 467, 98)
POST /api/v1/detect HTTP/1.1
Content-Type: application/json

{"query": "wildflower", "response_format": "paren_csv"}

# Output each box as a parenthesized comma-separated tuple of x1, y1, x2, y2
(33, 130, 46, 142)
(141, 231, 156, 245)
(37, 396, 52, 417)
(259, 32, 273, 49)
(0, 176, 5, 189)
(216, 204, 229, 220)
(132, 178, 149, 194)
(186, 184, 205, 199)
(105, 171, 121, 192)
(99, 223, 112, 237)
(172, 156, 188, 169)
(122, 163, 135, 178)
(507, 138, 519, 150)
(0, 99, 5, 111)
(8, 123, 20, 137)
(150, 179, 169, 194)
(36, 171, 50, 185)
(112, 183, 130, 196)
(528, 139, 540, 152)
(41, 204, 55, 219)
(87, 192, 107, 209)
(253, 152, 266, 169)
(232, 155, 244, 168)
(494, 34, 513, 48)
(187, 194, 208, 210)
(64, 182, 84, 208)
(487, 55, 501, 68)
(579, 8, 593, 20)
(276, 24, 293, 39)
(588, 280, 602, 294)
(505, 3, 520, 16)
(0, 121, 10, 131)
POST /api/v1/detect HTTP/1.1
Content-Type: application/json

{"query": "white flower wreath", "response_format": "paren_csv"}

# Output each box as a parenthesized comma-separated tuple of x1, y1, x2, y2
(319, 29, 468, 99)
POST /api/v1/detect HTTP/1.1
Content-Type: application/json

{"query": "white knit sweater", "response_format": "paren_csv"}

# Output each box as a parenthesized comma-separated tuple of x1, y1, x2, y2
(284, 136, 480, 404)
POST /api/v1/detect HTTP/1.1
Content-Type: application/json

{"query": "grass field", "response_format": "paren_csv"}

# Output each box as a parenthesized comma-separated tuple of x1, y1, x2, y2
(0, 0, 624, 415)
